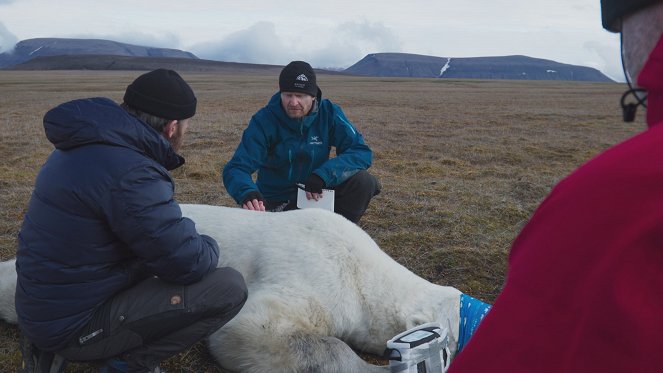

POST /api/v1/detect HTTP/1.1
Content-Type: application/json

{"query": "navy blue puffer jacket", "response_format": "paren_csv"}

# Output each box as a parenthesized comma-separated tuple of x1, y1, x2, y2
(15, 98, 220, 351)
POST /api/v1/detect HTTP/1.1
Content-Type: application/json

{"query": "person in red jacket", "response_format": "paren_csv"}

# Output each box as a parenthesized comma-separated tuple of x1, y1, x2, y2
(448, 1, 663, 372)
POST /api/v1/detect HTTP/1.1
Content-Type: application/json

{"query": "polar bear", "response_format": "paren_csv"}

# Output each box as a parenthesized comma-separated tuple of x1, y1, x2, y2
(0, 204, 488, 372)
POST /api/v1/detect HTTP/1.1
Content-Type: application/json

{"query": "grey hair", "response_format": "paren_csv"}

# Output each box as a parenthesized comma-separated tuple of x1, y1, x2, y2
(120, 102, 170, 133)
(622, 3, 663, 82)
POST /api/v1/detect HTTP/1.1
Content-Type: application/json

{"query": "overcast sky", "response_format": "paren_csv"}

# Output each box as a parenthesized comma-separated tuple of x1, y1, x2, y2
(0, 0, 624, 81)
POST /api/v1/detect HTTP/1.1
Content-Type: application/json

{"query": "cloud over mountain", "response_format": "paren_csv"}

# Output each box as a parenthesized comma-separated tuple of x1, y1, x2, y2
(0, 22, 17, 53)
(583, 39, 623, 81)
(190, 20, 401, 68)
(308, 20, 402, 68)
(190, 22, 288, 65)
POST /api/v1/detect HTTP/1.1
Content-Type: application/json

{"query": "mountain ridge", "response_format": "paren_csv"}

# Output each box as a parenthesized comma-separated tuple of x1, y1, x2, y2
(0, 38, 197, 69)
(345, 52, 613, 82)
(1, 38, 613, 82)
(7, 54, 287, 74)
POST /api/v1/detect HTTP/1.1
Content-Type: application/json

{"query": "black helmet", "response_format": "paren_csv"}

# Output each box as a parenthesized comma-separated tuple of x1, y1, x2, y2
(601, 0, 661, 32)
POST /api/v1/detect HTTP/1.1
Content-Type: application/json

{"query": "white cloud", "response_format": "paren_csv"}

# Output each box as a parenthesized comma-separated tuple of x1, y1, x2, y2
(189, 20, 401, 68)
(0, 21, 17, 53)
(309, 20, 402, 68)
(190, 22, 290, 65)
(584, 39, 624, 82)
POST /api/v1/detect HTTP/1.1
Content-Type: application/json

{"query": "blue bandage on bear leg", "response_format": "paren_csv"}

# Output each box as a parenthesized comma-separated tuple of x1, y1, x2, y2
(457, 293, 491, 352)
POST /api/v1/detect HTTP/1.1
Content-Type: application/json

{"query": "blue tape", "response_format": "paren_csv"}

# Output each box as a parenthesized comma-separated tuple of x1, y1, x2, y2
(457, 293, 491, 352)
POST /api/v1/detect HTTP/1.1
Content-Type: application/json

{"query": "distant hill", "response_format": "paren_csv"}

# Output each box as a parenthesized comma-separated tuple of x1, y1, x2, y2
(1, 38, 613, 82)
(0, 38, 197, 69)
(344, 53, 613, 82)
(7, 54, 286, 74)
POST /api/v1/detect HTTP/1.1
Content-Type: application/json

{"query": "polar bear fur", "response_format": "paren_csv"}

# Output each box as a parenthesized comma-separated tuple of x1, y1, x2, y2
(0, 258, 17, 324)
(0, 204, 464, 372)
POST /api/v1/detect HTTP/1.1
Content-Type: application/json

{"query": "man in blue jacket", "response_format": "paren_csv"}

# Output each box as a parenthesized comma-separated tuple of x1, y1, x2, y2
(15, 69, 247, 373)
(222, 61, 381, 223)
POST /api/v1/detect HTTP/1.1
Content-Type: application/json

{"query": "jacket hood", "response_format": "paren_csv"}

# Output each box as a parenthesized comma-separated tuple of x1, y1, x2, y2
(43, 97, 184, 170)
(266, 90, 322, 132)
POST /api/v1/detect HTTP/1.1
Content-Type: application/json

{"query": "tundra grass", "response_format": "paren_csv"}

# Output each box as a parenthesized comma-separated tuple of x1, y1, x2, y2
(0, 71, 642, 372)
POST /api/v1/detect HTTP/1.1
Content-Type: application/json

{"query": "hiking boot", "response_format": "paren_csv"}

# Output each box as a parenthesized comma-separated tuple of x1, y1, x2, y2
(99, 358, 164, 373)
(18, 333, 67, 373)
(99, 358, 128, 373)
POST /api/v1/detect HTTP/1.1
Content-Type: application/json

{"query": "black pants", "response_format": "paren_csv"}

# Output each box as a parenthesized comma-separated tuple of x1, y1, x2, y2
(57, 267, 247, 372)
(265, 170, 381, 223)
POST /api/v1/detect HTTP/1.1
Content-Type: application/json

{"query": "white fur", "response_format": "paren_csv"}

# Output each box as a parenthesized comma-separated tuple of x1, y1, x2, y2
(0, 258, 17, 324)
(0, 204, 463, 372)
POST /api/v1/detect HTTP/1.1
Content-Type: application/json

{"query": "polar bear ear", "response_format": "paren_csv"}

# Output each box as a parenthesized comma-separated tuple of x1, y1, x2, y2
(405, 313, 431, 329)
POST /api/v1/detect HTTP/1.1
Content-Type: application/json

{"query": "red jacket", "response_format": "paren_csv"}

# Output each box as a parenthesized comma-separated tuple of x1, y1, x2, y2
(449, 35, 663, 373)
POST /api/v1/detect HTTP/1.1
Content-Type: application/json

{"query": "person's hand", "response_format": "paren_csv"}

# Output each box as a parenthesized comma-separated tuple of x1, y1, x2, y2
(243, 199, 265, 211)
(241, 191, 265, 212)
(304, 174, 324, 201)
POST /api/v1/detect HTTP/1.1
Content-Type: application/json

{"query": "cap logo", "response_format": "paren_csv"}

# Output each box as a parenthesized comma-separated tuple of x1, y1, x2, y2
(296, 74, 309, 82)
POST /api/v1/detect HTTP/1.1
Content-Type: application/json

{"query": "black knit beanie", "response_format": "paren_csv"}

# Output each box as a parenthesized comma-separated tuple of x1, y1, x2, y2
(279, 61, 319, 97)
(123, 69, 197, 120)
(601, 0, 661, 32)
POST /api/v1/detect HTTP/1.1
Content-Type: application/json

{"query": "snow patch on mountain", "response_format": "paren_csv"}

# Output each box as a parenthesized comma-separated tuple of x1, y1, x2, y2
(439, 57, 452, 77)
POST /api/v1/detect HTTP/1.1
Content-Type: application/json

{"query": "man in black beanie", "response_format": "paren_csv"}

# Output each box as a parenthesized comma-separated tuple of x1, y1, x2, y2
(223, 61, 381, 223)
(16, 69, 247, 373)
(448, 1, 663, 372)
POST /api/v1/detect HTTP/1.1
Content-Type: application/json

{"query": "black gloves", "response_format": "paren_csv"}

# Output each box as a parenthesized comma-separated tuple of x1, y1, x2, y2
(241, 191, 264, 205)
(304, 174, 325, 194)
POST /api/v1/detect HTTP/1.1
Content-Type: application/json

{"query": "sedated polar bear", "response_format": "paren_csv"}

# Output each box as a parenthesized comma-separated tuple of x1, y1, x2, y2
(0, 204, 488, 372)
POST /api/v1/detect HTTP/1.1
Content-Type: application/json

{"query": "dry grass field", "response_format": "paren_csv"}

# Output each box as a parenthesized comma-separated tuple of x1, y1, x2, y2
(0, 70, 643, 372)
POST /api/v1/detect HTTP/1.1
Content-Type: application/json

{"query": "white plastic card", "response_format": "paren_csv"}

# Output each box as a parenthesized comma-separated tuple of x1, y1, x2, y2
(296, 188, 335, 211)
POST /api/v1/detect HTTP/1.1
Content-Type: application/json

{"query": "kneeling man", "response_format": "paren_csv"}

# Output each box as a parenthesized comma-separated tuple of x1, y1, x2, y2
(222, 61, 381, 223)
(16, 69, 247, 372)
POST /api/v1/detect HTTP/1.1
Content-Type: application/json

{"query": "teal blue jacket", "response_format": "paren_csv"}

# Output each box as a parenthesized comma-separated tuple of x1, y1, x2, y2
(223, 92, 372, 204)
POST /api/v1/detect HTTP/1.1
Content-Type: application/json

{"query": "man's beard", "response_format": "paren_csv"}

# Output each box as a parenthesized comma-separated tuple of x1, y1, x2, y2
(169, 126, 185, 152)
